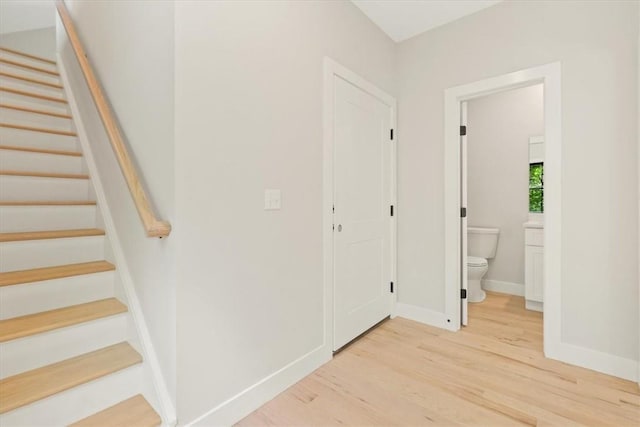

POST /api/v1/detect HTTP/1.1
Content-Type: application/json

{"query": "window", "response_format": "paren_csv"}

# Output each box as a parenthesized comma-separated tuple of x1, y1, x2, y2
(529, 162, 544, 212)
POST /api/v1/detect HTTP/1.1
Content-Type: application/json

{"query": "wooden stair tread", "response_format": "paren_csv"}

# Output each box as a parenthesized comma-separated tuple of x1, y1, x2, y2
(0, 86, 67, 103)
(0, 123, 76, 136)
(0, 261, 115, 287)
(0, 58, 59, 76)
(70, 394, 161, 427)
(0, 170, 88, 179)
(0, 71, 63, 89)
(0, 298, 127, 343)
(0, 200, 96, 206)
(0, 144, 81, 157)
(0, 103, 71, 118)
(0, 228, 104, 243)
(0, 342, 141, 414)
(0, 47, 57, 65)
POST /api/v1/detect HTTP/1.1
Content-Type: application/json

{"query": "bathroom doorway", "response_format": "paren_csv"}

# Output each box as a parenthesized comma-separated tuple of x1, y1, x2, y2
(444, 63, 562, 357)
(461, 84, 544, 327)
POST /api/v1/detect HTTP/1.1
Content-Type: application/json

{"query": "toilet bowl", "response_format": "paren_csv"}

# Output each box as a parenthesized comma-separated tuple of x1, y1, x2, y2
(467, 256, 488, 302)
(467, 227, 500, 304)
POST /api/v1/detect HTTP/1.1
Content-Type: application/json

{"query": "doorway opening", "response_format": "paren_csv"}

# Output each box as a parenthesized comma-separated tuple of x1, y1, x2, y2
(444, 63, 562, 358)
(461, 84, 545, 332)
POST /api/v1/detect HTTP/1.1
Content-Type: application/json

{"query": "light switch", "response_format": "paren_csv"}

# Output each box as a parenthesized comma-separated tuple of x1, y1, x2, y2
(264, 189, 281, 210)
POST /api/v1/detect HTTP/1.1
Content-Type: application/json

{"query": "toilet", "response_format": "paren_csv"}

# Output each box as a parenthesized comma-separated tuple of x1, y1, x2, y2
(467, 227, 500, 303)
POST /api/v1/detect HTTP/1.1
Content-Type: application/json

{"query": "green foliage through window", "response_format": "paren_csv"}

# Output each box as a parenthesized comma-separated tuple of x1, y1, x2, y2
(529, 162, 544, 212)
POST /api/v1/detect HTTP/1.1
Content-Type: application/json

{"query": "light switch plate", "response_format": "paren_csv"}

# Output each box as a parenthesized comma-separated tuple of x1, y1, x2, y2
(264, 189, 281, 210)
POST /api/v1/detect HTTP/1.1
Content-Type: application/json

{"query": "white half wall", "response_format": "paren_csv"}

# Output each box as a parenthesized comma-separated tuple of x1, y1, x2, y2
(60, 0, 176, 406)
(174, 1, 396, 424)
(397, 0, 638, 366)
(467, 84, 544, 286)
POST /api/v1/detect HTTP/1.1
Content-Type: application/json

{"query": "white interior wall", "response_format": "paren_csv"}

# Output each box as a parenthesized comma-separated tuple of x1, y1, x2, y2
(61, 0, 176, 405)
(397, 0, 638, 363)
(0, 27, 56, 60)
(174, 1, 396, 424)
(467, 84, 544, 286)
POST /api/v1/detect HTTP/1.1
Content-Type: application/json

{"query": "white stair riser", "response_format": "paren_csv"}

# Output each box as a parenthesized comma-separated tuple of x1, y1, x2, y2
(0, 150, 83, 175)
(0, 205, 96, 233)
(0, 51, 58, 73)
(0, 106, 73, 130)
(0, 175, 90, 201)
(0, 63, 61, 86)
(0, 364, 143, 427)
(0, 314, 126, 378)
(0, 271, 114, 319)
(0, 77, 64, 98)
(0, 236, 105, 272)
(0, 88, 69, 114)
(0, 127, 80, 151)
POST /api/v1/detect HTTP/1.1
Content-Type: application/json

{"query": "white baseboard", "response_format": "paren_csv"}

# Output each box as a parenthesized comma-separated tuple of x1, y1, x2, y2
(546, 342, 638, 383)
(482, 279, 524, 296)
(395, 303, 455, 331)
(185, 345, 330, 426)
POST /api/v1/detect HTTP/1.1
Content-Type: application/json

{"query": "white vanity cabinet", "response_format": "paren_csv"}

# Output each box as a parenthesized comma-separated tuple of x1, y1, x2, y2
(524, 225, 544, 312)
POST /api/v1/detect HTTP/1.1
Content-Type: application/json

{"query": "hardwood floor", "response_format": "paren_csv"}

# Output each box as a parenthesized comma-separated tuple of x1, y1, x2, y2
(238, 292, 640, 426)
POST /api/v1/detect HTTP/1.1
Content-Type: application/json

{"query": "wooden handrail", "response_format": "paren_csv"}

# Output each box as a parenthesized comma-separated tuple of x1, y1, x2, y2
(55, 0, 171, 238)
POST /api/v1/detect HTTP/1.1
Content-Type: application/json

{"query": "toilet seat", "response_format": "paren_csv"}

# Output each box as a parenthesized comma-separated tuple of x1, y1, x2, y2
(467, 256, 488, 267)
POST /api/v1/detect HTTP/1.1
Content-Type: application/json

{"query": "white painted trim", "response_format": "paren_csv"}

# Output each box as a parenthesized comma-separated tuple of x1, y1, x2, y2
(444, 63, 562, 358)
(637, 2, 640, 388)
(547, 342, 638, 382)
(481, 279, 524, 297)
(57, 54, 177, 426)
(395, 303, 450, 330)
(184, 345, 329, 426)
(323, 57, 397, 348)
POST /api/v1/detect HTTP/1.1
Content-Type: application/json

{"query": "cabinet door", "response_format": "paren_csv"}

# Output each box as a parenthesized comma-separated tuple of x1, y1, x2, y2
(525, 245, 544, 302)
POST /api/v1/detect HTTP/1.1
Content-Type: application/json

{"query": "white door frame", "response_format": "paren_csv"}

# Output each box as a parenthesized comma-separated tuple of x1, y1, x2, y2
(323, 57, 397, 353)
(443, 62, 562, 357)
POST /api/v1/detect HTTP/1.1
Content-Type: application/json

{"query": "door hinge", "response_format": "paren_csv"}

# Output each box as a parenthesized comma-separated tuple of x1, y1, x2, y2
(461, 289, 467, 299)
(390, 282, 394, 293)
(390, 129, 394, 140)
(460, 125, 467, 136)
(332, 204, 335, 213)
(390, 205, 394, 217)
(460, 207, 467, 218)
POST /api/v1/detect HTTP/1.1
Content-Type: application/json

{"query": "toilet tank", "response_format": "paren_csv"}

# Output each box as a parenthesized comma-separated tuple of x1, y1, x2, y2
(468, 227, 500, 259)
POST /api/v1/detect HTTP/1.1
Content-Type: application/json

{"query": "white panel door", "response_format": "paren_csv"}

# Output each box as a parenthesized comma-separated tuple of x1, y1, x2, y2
(333, 76, 392, 351)
(460, 102, 468, 326)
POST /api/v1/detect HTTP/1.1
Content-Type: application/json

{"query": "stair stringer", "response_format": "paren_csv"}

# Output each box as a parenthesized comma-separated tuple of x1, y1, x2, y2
(56, 54, 177, 426)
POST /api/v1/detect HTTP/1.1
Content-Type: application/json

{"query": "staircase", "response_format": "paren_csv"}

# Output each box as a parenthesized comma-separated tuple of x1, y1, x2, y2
(0, 47, 162, 426)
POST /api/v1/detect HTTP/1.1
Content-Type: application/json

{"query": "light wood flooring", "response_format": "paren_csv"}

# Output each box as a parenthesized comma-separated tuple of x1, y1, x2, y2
(238, 292, 640, 426)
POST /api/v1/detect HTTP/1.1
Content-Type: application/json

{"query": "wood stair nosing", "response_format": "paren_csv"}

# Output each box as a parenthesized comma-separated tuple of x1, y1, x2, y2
(0, 342, 141, 414)
(0, 201, 96, 206)
(0, 102, 72, 119)
(0, 144, 82, 157)
(0, 57, 59, 76)
(0, 228, 104, 243)
(0, 47, 57, 65)
(0, 298, 128, 343)
(0, 261, 115, 287)
(0, 170, 88, 180)
(0, 86, 67, 104)
(0, 122, 76, 137)
(69, 394, 161, 427)
(0, 71, 63, 89)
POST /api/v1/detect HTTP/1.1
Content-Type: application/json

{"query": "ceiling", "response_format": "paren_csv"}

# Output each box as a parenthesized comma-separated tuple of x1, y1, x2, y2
(0, 0, 55, 35)
(351, 0, 503, 42)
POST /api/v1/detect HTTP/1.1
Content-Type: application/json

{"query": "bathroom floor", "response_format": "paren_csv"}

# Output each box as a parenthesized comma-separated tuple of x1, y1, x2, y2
(238, 292, 639, 426)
